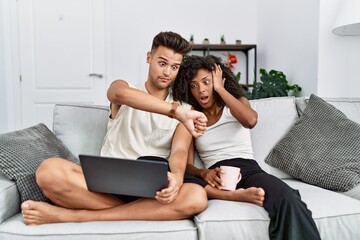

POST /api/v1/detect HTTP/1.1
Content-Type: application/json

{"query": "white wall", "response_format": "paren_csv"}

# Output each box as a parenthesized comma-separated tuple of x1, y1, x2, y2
(257, 0, 360, 98)
(257, 0, 320, 97)
(0, 0, 8, 134)
(107, 0, 258, 86)
(317, 0, 360, 98)
(2, 0, 360, 133)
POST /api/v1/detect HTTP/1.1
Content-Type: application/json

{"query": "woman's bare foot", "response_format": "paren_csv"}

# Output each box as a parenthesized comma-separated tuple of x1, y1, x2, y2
(232, 187, 265, 206)
(21, 200, 83, 225)
(206, 185, 265, 206)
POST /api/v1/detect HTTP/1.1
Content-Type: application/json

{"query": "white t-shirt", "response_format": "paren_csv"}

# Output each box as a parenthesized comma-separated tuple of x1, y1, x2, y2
(195, 106, 254, 169)
(100, 84, 190, 159)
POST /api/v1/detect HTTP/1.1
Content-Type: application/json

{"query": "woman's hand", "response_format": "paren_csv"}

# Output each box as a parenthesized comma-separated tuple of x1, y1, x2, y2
(200, 167, 223, 189)
(212, 64, 225, 92)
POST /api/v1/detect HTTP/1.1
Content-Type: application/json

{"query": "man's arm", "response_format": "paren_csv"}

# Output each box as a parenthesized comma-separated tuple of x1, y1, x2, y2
(212, 66, 257, 129)
(155, 123, 192, 204)
(107, 80, 207, 137)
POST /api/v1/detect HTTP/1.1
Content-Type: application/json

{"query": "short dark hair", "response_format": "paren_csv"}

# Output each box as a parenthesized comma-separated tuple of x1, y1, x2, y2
(173, 55, 245, 111)
(151, 31, 192, 55)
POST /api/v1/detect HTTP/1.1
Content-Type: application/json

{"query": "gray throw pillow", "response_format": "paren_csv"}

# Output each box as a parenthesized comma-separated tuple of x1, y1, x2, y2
(265, 94, 360, 191)
(0, 123, 79, 202)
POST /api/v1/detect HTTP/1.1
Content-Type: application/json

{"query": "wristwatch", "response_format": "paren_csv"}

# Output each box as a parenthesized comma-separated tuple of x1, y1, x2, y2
(168, 102, 179, 118)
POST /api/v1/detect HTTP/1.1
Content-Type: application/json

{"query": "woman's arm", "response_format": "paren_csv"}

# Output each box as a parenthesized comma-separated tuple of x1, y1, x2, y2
(212, 65, 258, 128)
(186, 139, 223, 189)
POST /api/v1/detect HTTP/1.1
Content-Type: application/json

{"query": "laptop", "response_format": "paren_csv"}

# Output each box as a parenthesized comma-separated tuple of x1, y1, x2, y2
(79, 154, 169, 198)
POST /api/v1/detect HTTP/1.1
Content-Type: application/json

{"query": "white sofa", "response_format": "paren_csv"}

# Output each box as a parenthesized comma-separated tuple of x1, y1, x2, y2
(1, 96, 360, 240)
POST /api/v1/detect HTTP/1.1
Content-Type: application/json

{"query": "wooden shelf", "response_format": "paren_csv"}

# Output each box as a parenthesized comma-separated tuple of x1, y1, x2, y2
(191, 44, 256, 52)
(190, 44, 257, 86)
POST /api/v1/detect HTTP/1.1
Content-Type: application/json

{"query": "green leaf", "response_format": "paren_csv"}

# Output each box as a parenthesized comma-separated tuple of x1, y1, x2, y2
(248, 68, 301, 99)
(236, 72, 241, 82)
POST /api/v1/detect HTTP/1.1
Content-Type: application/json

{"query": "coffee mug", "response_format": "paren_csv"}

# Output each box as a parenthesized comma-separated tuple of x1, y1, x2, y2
(220, 166, 241, 191)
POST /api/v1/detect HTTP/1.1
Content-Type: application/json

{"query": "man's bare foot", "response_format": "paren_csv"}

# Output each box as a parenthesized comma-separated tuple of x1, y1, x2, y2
(21, 200, 79, 225)
(231, 187, 265, 206)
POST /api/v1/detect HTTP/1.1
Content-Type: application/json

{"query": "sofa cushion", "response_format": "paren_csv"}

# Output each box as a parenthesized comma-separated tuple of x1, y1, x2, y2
(53, 104, 109, 157)
(341, 183, 360, 201)
(0, 123, 79, 202)
(0, 214, 198, 240)
(195, 179, 360, 240)
(0, 172, 20, 225)
(249, 97, 297, 179)
(284, 179, 360, 240)
(296, 97, 360, 124)
(265, 94, 360, 191)
(195, 199, 269, 240)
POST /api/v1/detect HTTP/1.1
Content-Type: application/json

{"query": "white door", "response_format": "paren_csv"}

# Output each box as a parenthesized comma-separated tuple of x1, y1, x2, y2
(18, 0, 107, 129)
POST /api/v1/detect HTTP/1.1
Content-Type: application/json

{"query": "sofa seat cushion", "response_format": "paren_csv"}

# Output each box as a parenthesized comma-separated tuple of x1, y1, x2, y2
(0, 172, 20, 225)
(266, 95, 360, 192)
(195, 200, 269, 240)
(195, 179, 360, 240)
(284, 179, 360, 239)
(341, 183, 360, 201)
(53, 104, 109, 157)
(0, 214, 197, 240)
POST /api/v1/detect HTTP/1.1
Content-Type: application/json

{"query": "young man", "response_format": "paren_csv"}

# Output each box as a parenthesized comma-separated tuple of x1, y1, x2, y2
(21, 31, 208, 224)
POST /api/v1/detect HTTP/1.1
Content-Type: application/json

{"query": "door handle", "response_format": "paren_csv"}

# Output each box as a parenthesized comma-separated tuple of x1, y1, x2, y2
(89, 73, 103, 78)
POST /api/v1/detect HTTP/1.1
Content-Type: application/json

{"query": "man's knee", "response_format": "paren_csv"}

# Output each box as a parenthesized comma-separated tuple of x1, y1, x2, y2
(36, 157, 70, 188)
(178, 184, 208, 217)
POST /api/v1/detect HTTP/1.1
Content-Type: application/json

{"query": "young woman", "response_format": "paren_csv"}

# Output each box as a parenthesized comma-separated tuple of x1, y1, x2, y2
(172, 55, 320, 240)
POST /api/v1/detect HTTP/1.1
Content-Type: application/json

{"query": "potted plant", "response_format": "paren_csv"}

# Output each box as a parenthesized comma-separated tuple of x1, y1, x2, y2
(220, 35, 226, 44)
(189, 34, 194, 44)
(203, 38, 210, 44)
(245, 69, 302, 100)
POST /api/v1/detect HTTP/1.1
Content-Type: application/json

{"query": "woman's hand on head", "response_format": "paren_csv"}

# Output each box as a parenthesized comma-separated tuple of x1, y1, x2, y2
(212, 64, 225, 92)
(200, 168, 223, 189)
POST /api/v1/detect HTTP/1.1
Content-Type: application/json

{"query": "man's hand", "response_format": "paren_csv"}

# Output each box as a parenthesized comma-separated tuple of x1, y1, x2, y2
(176, 108, 207, 138)
(200, 167, 223, 189)
(194, 115, 207, 135)
(155, 172, 182, 204)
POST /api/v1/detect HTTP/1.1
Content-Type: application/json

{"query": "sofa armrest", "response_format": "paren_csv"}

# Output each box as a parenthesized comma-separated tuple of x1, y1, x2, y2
(0, 171, 20, 224)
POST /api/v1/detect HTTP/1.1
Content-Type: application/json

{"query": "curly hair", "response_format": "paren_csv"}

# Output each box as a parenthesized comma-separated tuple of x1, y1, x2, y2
(173, 55, 245, 111)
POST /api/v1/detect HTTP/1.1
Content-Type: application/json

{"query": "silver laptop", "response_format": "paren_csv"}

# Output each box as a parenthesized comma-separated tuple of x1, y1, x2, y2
(79, 154, 169, 198)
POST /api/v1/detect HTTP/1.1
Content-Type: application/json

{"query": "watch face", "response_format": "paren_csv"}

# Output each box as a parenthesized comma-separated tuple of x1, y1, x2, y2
(169, 102, 179, 118)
